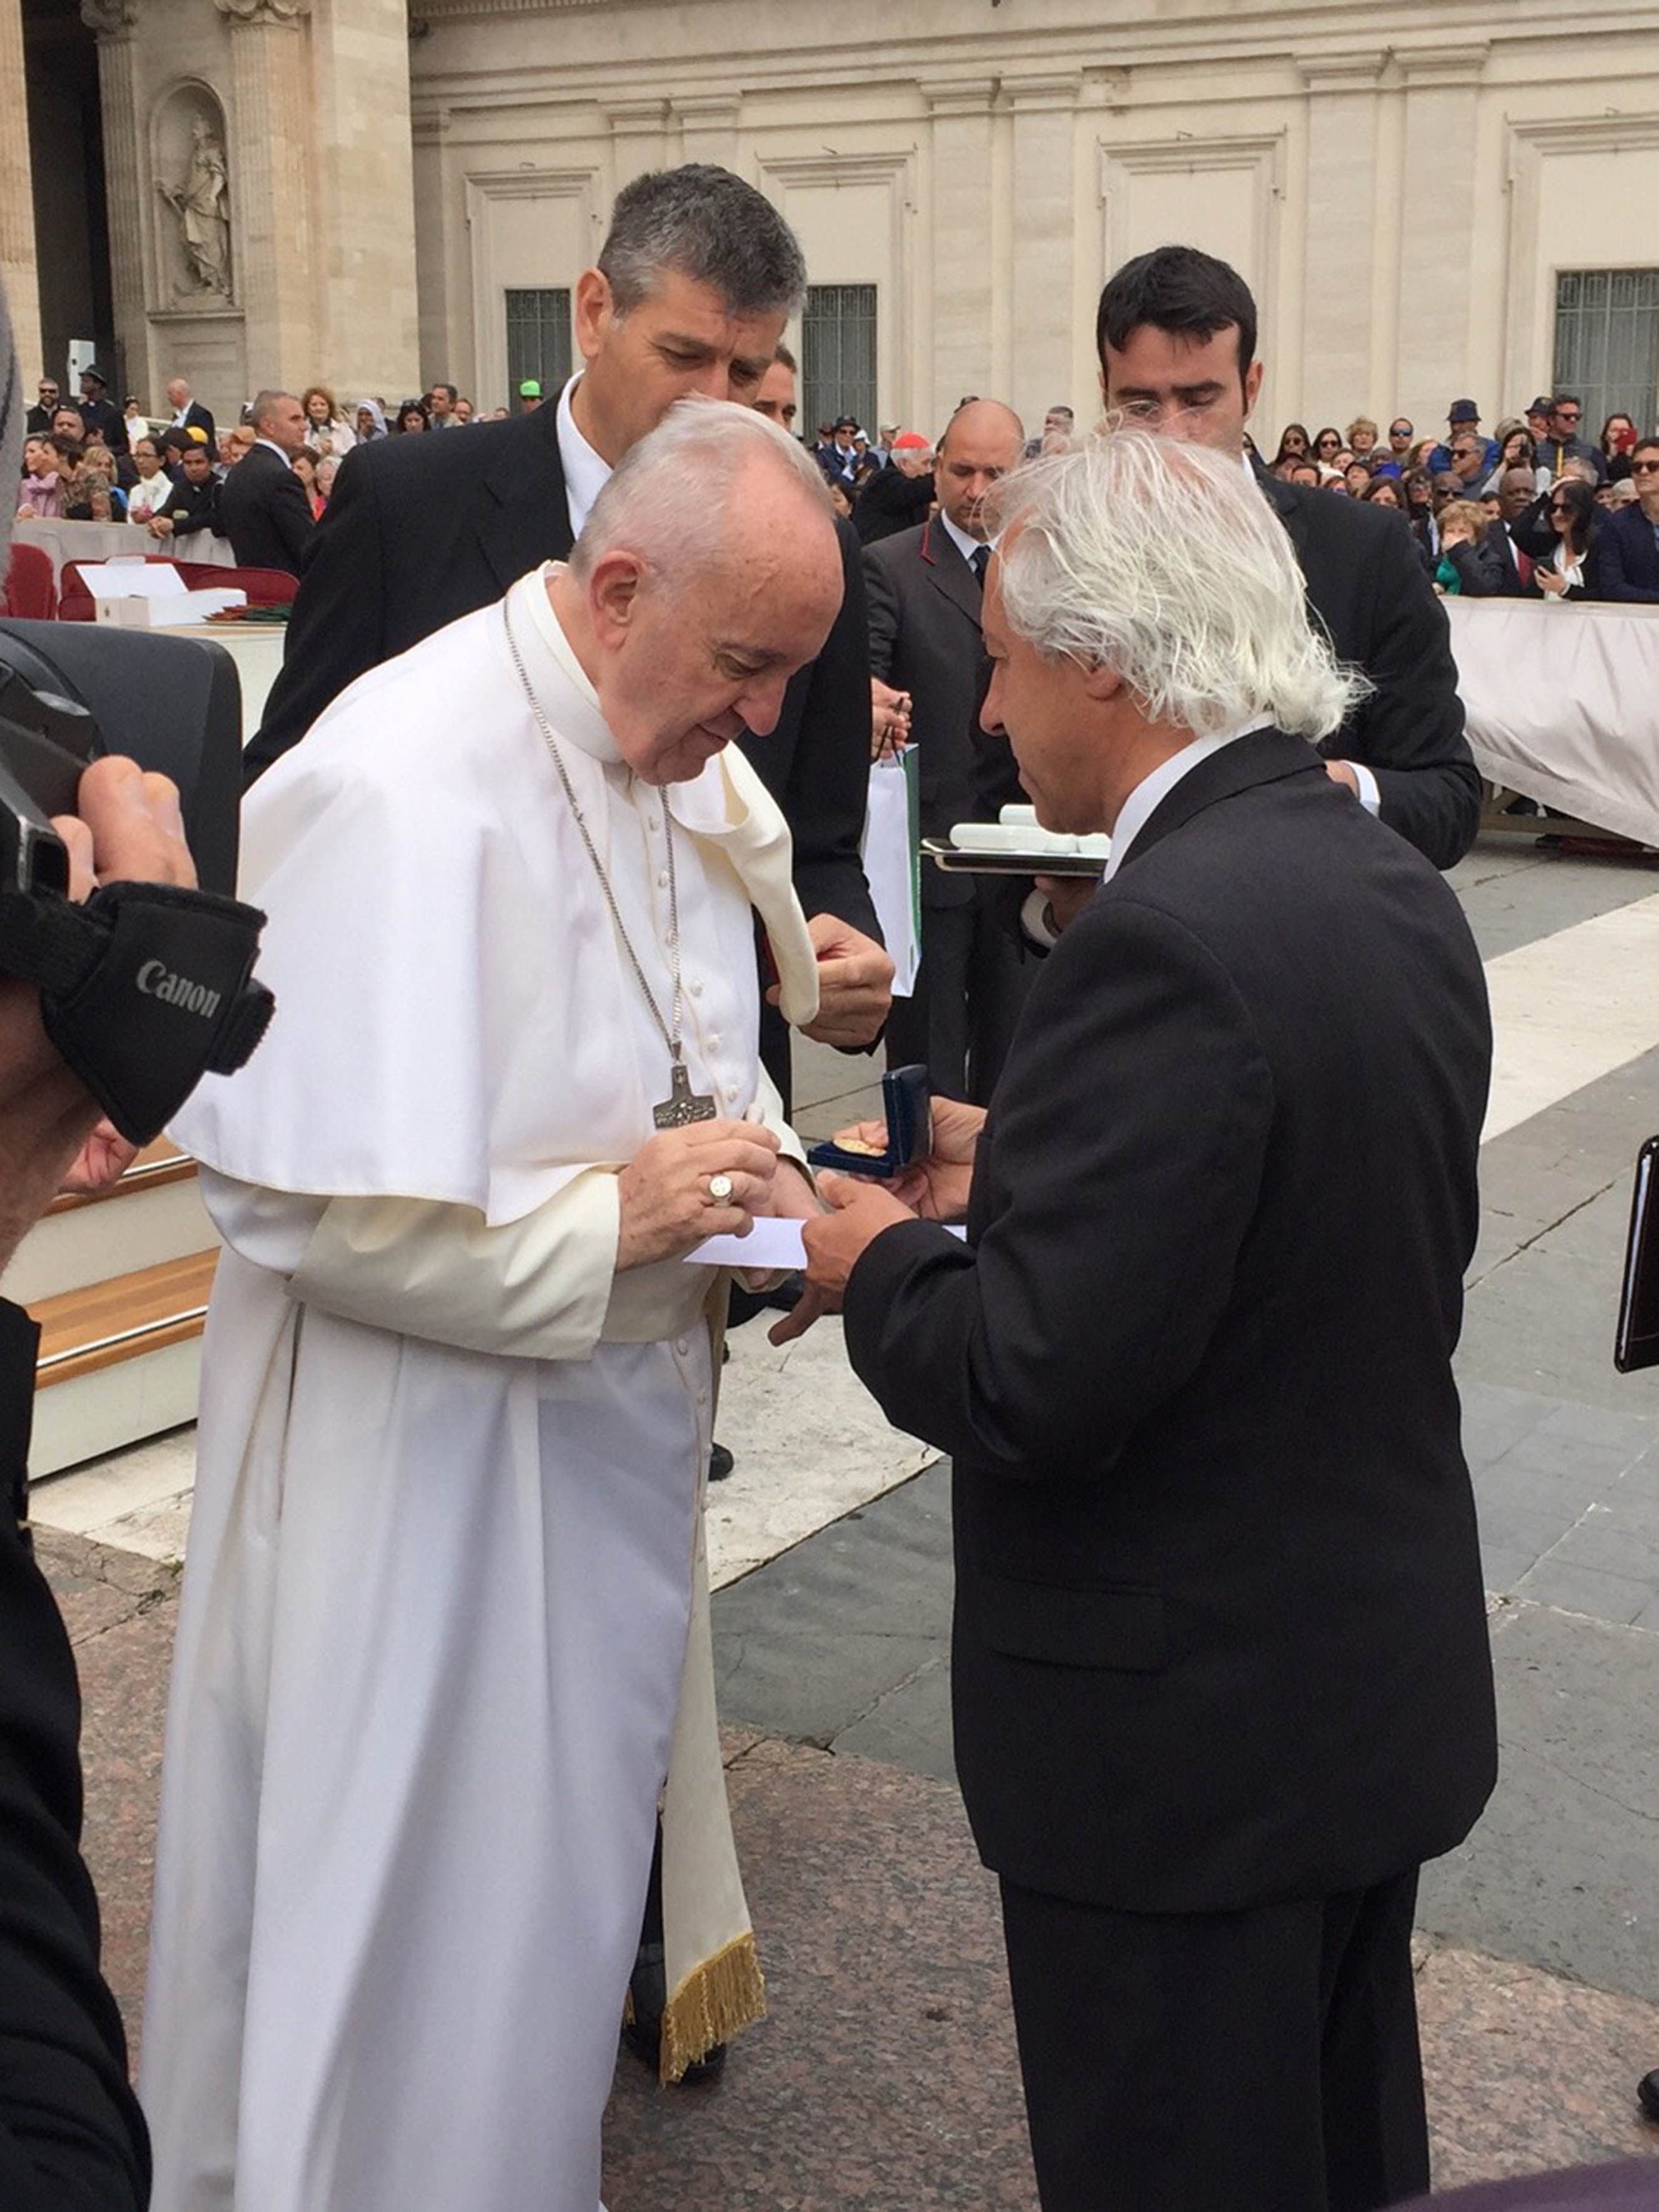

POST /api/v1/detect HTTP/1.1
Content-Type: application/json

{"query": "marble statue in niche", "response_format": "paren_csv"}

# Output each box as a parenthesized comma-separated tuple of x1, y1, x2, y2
(159, 113, 232, 300)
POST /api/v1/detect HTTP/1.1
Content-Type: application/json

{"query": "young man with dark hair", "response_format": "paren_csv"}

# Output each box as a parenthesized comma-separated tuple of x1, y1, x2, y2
(1538, 394, 1606, 484)
(1088, 243, 1479, 871)
(1597, 435, 1659, 601)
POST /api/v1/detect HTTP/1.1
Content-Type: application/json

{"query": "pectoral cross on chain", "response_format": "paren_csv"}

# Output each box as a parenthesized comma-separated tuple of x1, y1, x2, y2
(653, 1055, 717, 1129)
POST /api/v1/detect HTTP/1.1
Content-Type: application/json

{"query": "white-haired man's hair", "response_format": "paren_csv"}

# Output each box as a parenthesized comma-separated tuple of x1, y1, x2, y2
(571, 398, 831, 589)
(985, 429, 1369, 743)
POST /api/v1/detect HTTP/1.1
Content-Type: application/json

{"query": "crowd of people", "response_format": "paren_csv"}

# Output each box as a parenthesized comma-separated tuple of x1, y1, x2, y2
(16, 353, 1658, 611)
(11, 370, 513, 551)
(810, 390, 1659, 603)
(1256, 395, 1659, 601)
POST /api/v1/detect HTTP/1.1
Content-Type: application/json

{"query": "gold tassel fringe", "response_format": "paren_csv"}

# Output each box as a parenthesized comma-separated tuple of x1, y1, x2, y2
(658, 1932, 767, 2083)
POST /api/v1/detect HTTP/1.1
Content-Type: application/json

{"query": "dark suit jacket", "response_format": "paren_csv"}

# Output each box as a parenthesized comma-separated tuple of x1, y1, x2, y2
(865, 517, 985, 910)
(152, 474, 220, 538)
(175, 401, 216, 452)
(243, 394, 878, 941)
(215, 444, 313, 576)
(1256, 474, 1481, 868)
(853, 462, 936, 546)
(1443, 525, 1540, 599)
(1477, 517, 1541, 597)
(76, 398, 127, 457)
(842, 731, 1497, 1914)
(1596, 502, 1659, 603)
(0, 1304, 149, 2210)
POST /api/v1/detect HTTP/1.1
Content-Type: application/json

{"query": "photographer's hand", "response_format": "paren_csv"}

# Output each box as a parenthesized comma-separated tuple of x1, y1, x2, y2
(0, 760, 194, 1262)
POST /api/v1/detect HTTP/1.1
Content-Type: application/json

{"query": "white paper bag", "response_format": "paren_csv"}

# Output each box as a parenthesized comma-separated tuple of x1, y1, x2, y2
(860, 749, 921, 998)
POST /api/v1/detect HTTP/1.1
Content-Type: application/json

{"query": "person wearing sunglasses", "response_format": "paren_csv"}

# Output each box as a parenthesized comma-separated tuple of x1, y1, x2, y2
(1535, 476, 1602, 599)
(1596, 435, 1659, 601)
(1539, 393, 1607, 485)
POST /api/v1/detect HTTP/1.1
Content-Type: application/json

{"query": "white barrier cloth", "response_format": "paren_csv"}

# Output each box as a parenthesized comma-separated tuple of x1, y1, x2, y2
(1447, 599, 1659, 844)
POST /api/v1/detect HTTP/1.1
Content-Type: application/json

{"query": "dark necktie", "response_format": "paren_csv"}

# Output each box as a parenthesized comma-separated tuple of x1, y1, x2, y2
(971, 544, 990, 587)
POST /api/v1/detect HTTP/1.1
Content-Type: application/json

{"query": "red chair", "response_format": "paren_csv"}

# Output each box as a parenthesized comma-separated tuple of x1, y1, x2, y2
(57, 556, 298, 620)
(2, 541, 59, 619)
(175, 562, 298, 608)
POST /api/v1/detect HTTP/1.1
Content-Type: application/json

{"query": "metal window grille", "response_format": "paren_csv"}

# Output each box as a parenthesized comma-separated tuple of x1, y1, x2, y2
(802, 284, 879, 441)
(505, 288, 573, 410)
(1552, 270, 1659, 443)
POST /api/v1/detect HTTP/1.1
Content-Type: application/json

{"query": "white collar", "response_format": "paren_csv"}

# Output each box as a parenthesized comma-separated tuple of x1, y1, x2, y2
(556, 375, 611, 538)
(254, 436, 291, 465)
(507, 564, 621, 765)
(938, 510, 994, 568)
(1103, 719, 1273, 882)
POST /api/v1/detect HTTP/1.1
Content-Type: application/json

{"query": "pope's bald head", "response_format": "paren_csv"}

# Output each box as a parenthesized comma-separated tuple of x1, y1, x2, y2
(558, 400, 844, 784)
(935, 399, 1025, 541)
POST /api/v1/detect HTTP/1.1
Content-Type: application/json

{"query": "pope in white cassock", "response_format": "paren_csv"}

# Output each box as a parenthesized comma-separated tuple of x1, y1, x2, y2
(140, 401, 846, 2211)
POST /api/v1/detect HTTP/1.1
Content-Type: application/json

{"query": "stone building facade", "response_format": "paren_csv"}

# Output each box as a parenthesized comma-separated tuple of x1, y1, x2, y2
(9, 0, 420, 423)
(7, 0, 1659, 448)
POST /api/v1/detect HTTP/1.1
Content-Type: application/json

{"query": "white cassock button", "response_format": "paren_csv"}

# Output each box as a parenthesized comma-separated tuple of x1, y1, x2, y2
(657, 870, 670, 890)
(708, 1032, 721, 1051)
(689, 978, 703, 997)
(724, 1081, 739, 1101)
(674, 1337, 690, 1357)
(647, 814, 660, 833)
(697, 1388, 709, 1406)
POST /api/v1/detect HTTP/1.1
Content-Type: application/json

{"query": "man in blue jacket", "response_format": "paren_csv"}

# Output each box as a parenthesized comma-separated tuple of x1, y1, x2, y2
(1597, 435, 1659, 601)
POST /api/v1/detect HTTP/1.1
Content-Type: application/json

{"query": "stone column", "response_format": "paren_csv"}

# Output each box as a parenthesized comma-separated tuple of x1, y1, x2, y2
(0, 0, 42, 383)
(81, 0, 148, 401)
(1392, 44, 1489, 430)
(215, 0, 315, 390)
(1005, 73, 1081, 425)
(1298, 51, 1387, 431)
(604, 100, 669, 205)
(924, 77, 995, 426)
(305, 0, 418, 403)
(672, 96, 739, 171)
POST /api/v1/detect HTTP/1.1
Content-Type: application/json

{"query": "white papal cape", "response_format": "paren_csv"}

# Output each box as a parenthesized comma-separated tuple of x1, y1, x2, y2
(140, 567, 820, 2212)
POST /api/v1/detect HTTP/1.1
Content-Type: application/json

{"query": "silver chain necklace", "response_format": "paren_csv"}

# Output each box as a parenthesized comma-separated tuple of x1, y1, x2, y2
(503, 599, 716, 1129)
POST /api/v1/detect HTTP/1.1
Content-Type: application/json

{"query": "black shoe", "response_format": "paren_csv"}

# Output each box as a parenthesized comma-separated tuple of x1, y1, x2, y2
(1638, 2070, 1659, 2122)
(708, 1441, 734, 1482)
(623, 1942, 729, 2085)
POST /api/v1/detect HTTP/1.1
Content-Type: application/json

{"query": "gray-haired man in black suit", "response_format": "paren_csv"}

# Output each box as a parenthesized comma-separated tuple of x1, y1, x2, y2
(243, 164, 889, 1064)
(787, 430, 1497, 2212)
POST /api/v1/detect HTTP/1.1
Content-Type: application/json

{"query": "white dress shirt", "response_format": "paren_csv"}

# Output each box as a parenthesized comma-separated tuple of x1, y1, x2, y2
(556, 375, 611, 536)
(938, 510, 995, 573)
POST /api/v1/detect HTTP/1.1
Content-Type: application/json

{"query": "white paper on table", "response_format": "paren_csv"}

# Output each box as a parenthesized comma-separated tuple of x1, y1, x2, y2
(684, 1218, 967, 1267)
(77, 561, 189, 599)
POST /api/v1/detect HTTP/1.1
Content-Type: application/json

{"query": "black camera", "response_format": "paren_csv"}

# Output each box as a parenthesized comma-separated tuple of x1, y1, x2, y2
(0, 657, 273, 1144)
(0, 664, 99, 900)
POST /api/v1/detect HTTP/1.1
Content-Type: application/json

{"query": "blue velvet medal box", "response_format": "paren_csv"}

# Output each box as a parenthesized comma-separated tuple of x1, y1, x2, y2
(807, 1063, 933, 1180)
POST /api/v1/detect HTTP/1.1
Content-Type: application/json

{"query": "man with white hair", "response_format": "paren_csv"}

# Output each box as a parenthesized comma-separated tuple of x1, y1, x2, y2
(787, 431, 1498, 2212)
(140, 401, 844, 2212)
(162, 373, 215, 454)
